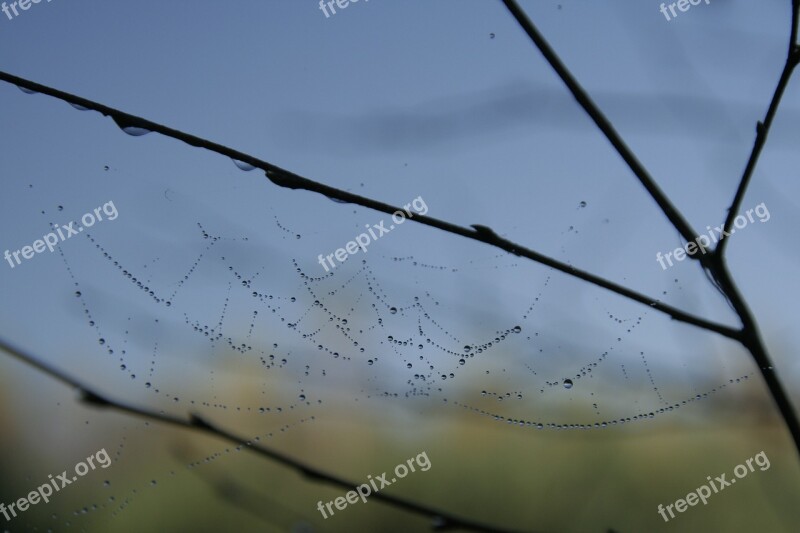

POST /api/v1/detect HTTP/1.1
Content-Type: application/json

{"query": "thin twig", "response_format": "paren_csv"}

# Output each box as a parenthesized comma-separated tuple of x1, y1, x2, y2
(0, 337, 529, 533)
(709, 254, 800, 458)
(0, 71, 740, 340)
(718, 49, 800, 255)
(499, 0, 800, 457)
(499, 0, 702, 250)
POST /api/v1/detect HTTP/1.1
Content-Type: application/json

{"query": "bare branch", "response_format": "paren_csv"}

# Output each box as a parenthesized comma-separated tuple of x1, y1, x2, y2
(717, 2, 800, 254)
(0, 337, 529, 533)
(499, 0, 800, 457)
(499, 0, 702, 250)
(709, 254, 800, 460)
(0, 71, 741, 341)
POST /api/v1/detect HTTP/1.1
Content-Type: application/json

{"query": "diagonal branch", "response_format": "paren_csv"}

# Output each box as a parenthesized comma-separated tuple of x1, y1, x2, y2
(708, 253, 800, 460)
(0, 70, 740, 340)
(0, 336, 529, 533)
(499, 0, 702, 250)
(499, 0, 800, 458)
(717, 44, 800, 255)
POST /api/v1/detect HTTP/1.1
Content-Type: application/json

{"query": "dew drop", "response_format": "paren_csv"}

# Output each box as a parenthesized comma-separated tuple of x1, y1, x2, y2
(112, 117, 152, 136)
(98, 338, 106, 345)
(231, 159, 256, 171)
(75, 291, 81, 297)
(563, 379, 573, 389)
(121, 126, 151, 136)
(512, 325, 521, 333)
(579, 201, 587, 208)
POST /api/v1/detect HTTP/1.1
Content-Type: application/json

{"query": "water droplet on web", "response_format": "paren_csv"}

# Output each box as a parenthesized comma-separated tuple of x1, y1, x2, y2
(512, 325, 521, 333)
(98, 338, 106, 345)
(58, 205, 64, 211)
(563, 379, 573, 389)
(16, 85, 37, 94)
(75, 291, 81, 297)
(578, 201, 587, 208)
(70, 103, 91, 111)
(389, 307, 397, 314)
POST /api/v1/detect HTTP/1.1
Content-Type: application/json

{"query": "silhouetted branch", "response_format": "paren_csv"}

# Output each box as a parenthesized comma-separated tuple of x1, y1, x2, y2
(0, 71, 740, 341)
(718, 47, 800, 255)
(499, 0, 800, 457)
(499, 0, 702, 250)
(0, 337, 529, 533)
